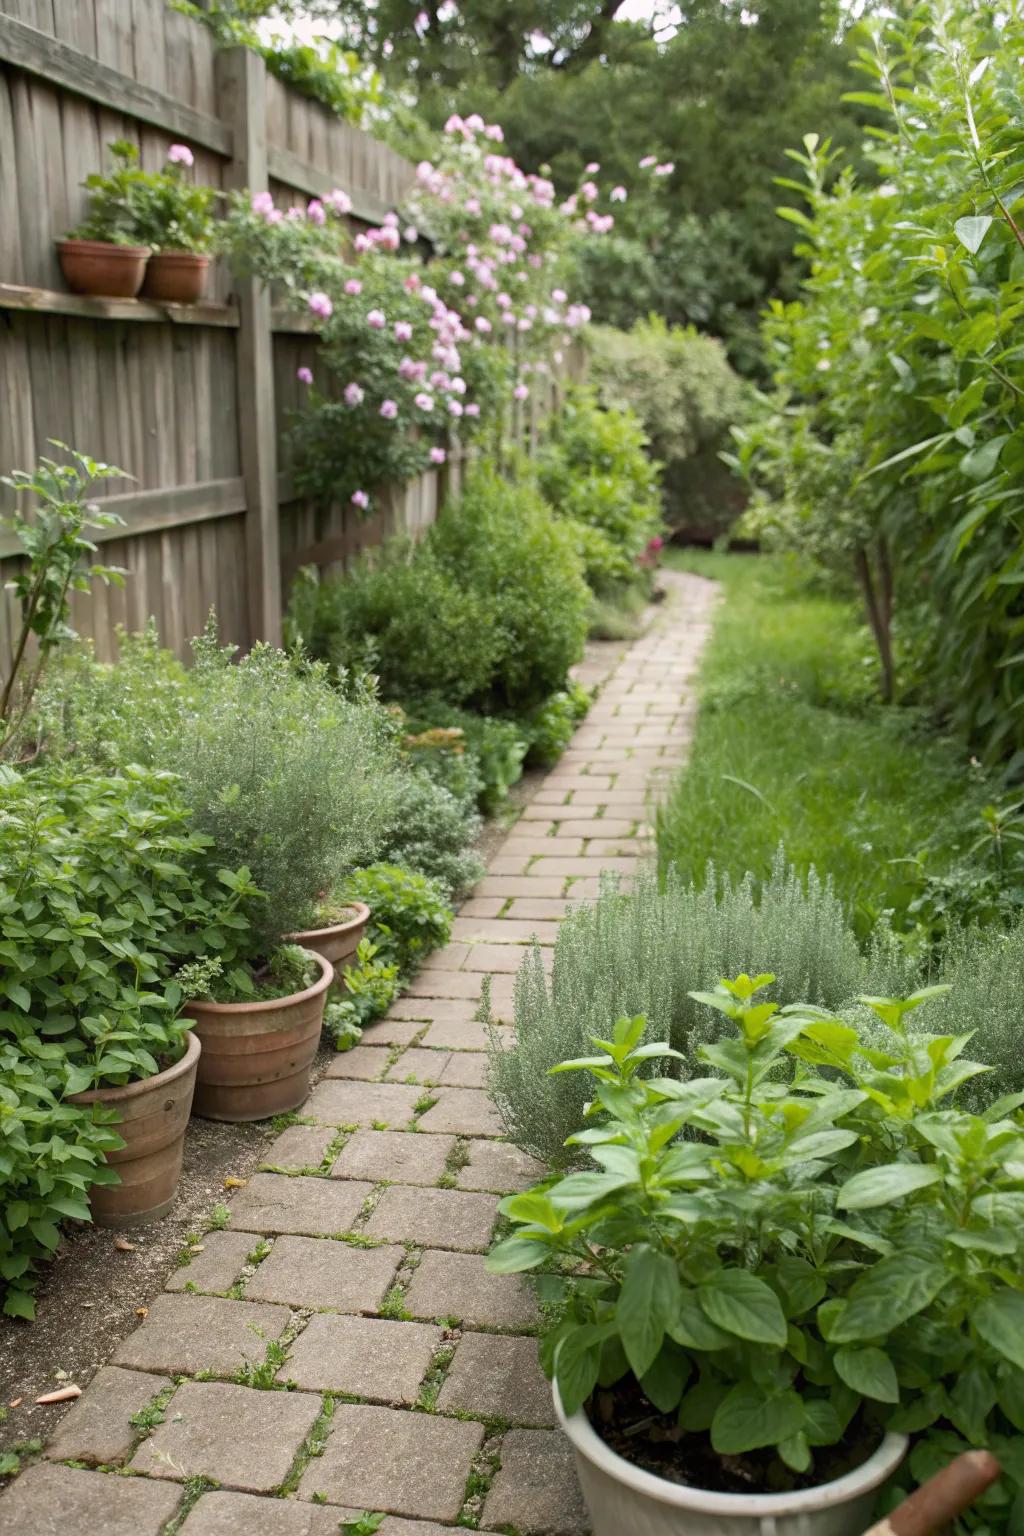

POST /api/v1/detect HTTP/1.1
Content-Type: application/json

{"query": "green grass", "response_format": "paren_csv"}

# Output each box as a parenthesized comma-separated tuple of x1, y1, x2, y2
(657, 551, 983, 929)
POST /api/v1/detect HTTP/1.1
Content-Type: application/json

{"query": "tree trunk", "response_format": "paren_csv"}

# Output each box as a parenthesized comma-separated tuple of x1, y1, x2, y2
(855, 544, 895, 704)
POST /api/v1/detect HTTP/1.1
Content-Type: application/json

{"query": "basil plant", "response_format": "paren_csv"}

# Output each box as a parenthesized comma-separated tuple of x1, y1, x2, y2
(489, 978, 1024, 1523)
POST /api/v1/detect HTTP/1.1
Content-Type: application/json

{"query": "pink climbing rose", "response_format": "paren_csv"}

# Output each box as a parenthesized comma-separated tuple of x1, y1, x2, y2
(414, 393, 435, 411)
(296, 366, 313, 385)
(306, 199, 326, 225)
(251, 190, 274, 216)
(430, 447, 447, 465)
(513, 383, 530, 400)
(345, 278, 363, 296)
(308, 291, 333, 319)
(168, 144, 194, 167)
(327, 189, 352, 214)
(351, 490, 369, 510)
(367, 309, 387, 329)
(394, 321, 413, 342)
(380, 399, 399, 419)
(344, 382, 364, 407)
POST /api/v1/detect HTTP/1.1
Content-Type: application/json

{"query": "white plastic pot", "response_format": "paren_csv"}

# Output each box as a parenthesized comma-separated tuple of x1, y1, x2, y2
(554, 1384, 908, 1536)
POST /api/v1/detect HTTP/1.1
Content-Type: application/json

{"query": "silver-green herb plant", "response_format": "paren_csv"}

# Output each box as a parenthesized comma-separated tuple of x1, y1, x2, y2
(489, 855, 915, 1163)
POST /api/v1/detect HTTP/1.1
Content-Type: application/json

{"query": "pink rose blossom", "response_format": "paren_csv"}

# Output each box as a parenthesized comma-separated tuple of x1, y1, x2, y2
(366, 309, 387, 329)
(610, 185, 628, 202)
(380, 399, 399, 420)
(496, 293, 512, 309)
(351, 489, 369, 510)
(414, 392, 435, 411)
(513, 383, 529, 400)
(501, 311, 517, 327)
(296, 366, 313, 385)
(307, 199, 326, 225)
(404, 226, 419, 243)
(345, 278, 363, 296)
(308, 291, 333, 319)
(450, 270, 465, 286)
(447, 399, 464, 417)
(267, 208, 283, 224)
(466, 113, 485, 133)
(654, 162, 675, 176)
(354, 233, 371, 253)
(344, 382, 364, 407)
(475, 316, 492, 334)
(168, 143, 194, 167)
(464, 402, 480, 417)
(430, 370, 450, 389)
(450, 377, 467, 394)
(430, 447, 447, 465)
(464, 197, 481, 216)
(394, 320, 413, 342)
(327, 188, 352, 214)
(287, 205, 304, 221)
(251, 190, 274, 216)
(552, 288, 567, 304)
(639, 154, 657, 169)
(585, 160, 600, 174)
(580, 180, 599, 203)
(484, 123, 504, 142)
(404, 273, 422, 293)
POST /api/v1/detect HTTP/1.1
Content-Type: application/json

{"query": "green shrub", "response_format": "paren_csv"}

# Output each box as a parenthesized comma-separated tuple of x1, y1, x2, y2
(537, 390, 662, 570)
(489, 856, 915, 1163)
(560, 517, 639, 598)
(589, 317, 748, 538)
(326, 937, 402, 1046)
(0, 1048, 122, 1319)
(402, 702, 528, 815)
(374, 771, 483, 900)
(338, 863, 453, 975)
(523, 683, 591, 769)
(0, 764, 257, 1093)
(299, 464, 590, 718)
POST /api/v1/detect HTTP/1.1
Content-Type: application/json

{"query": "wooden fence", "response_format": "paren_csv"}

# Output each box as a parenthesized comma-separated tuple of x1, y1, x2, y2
(0, 0, 567, 668)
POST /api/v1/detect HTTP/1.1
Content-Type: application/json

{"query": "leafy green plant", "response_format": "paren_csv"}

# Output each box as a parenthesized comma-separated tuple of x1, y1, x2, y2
(490, 984, 1024, 1520)
(1, 444, 126, 758)
(66, 140, 154, 245)
(523, 683, 591, 769)
(400, 703, 528, 815)
(337, 863, 452, 975)
(328, 938, 401, 1044)
(490, 857, 915, 1164)
(0, 764, 259, 1091)
(0, 1046, 122, 1319)
(127, 144, 217, 254)
(372, 770, 482, 901)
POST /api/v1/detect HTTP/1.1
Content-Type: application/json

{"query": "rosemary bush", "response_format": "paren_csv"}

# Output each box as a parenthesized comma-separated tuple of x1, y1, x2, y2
(489, 853, 916, 1163)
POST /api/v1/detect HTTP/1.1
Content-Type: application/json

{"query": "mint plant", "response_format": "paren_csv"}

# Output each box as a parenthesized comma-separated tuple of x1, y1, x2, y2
(490, 979, 1024, 1523)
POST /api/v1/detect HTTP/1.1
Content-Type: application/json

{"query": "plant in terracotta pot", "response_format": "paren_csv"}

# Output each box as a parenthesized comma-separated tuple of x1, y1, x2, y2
(58, 139, 154, 297)
(171, 632, 404, 1118)
(490, 978, 1024, 1536)
(0, 764, 257, 1226)
(132, 143, 218, 303)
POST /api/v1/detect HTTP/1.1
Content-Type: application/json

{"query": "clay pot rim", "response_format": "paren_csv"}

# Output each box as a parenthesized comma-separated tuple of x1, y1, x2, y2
(186, 949, 332, 1016)
(69, 1029, 201, 1106)
(56, 237, 152, 258)
(147, 250, 211, 264)
(286, 901, 371, 947)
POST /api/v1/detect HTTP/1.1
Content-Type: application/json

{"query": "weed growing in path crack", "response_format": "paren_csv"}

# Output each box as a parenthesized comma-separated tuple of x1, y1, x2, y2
(164, 1475, 218, 1533)
(457, 1433, 502, 1528)
(129, 1381, 176, 1436)
(415, 1336, 458, 1412)
(437, 1138, 471, 1189)
(234, 1328, 294, 1390)
(278, 1394, 336, 1496)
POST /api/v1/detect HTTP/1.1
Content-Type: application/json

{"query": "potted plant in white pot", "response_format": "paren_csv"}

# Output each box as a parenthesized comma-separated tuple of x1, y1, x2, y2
(489, 978, 1023, 1536)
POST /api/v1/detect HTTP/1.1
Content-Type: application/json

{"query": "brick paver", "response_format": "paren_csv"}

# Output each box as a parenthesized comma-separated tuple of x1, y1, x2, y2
(1, 570, 715, 1536)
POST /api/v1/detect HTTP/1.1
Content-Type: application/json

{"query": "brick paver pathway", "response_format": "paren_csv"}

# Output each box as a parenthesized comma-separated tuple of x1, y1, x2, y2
(0, 569, 717, 1536)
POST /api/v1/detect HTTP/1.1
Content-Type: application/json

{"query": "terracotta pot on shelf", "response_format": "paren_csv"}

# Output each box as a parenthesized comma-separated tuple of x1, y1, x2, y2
(69, 1031, 201, 1226)
(183, 951, 332, 1123)
(141, 251, 210, 304)
(56, 239, 151, 298)
(285, 901, 370, 981)
(554, 1382, 909, 1536)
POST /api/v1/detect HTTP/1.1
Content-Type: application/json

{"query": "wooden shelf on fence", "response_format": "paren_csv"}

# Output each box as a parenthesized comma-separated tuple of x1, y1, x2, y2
(0, 283, 240, 328)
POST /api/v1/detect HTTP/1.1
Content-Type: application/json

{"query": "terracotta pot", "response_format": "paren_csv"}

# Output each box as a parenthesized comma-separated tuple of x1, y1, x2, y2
(285, 901, 370, 980)
(56, 239, 151, 298)
(141, 251, 210, 304)
(184, 951, 332, 1123)
(69, 1031, 200, 1227)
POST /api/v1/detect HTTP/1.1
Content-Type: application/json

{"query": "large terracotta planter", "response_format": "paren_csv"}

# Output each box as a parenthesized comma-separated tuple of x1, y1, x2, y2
(554, 1383, 908, 1536)
(69, 1031, 200, 1226)
(141, 251, 210, 303)
(286, 902, 370, 980)
(184, 951, 332, 1122)
(56, 239, 151, 298)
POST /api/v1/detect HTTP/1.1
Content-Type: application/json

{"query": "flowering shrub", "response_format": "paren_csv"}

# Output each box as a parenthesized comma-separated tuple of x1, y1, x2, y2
(220, 114, 613, 510)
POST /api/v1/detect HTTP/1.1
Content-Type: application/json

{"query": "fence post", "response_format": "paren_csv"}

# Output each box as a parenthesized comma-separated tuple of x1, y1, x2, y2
(217, 45, 282, 646)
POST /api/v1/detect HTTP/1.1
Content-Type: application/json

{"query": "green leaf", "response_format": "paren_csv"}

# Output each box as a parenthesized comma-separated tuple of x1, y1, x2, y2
(837, 1164, 943, 1210)
(975, 1291, 1024, 1371)
(6, 1200, 29, 1231)
(554, 1325, 610, 1417)
(829, 1256, 947, 1342)
(711, 1384, 804, 1454)
(3, 1288, 35, 1320)
(668, 1290, 731, 1351)
(778, 1432, 811, 1473)
(834, 1346, 899, 1403)
(954, 215, 994, 254)
(699, 1270, 787, 1347)
(485, 1236, 550, 1273)
(640, 1340, 691, 1413)
(617, 1248, 681, 1379)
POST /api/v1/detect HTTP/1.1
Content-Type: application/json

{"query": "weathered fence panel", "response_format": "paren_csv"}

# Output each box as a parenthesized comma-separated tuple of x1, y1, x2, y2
(0, 0, 439, 667)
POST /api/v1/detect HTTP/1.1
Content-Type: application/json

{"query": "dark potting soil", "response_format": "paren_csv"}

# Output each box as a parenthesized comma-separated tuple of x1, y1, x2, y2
(588, 1378, 883, 1496)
